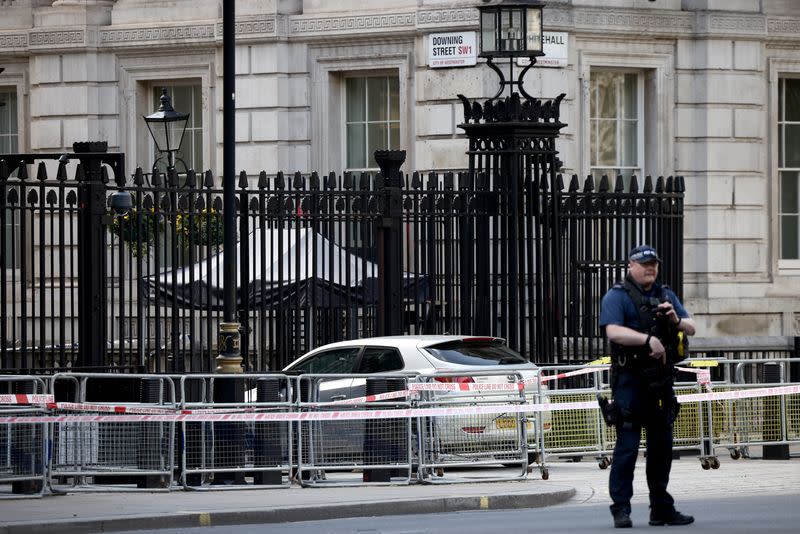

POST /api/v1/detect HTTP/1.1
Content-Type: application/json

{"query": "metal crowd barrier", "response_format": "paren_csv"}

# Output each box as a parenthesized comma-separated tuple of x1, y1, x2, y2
(178, 374, 294, 490)
(294, 373, 414, 487)
(48, 373, 177, 492)
(0, 358, 798, 494)
(0, 376, 48, 498)
(701, 358, 799, 465)
(537, 363, 731, 469)
(413, 370, 545, 483)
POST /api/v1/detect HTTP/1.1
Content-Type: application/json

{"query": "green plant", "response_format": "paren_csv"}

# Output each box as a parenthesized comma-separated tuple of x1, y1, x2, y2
(109, 208, 160, 257)
(175, 208, 224, 249)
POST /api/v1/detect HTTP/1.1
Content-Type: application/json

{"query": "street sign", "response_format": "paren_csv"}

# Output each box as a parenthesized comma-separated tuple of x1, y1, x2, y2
(428, 32, 477, 68)
(518, 31, 568, 68)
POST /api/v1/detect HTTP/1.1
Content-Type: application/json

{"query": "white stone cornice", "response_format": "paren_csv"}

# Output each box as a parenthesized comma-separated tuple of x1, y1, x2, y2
(28, 28, 85, 48)
(767, 17, 800, 38)
(291, 12, 415, 36)
(0, 32, 28, 50)
(2, 7, 800, 54)
(700, 13, 766, 36)
(416, 8, 478, 29)
(544, 8, 574, 28)
(214, 15, 277, 41)
(573, 9, 694, 35)
(99, 24, 215, 47)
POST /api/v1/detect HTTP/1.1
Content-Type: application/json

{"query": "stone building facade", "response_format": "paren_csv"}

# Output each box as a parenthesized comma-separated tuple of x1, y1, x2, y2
(1, 0, 800, 338)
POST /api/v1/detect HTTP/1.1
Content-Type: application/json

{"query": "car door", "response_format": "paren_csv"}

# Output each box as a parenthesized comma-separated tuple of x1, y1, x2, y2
(287, 346, 362, 402)
(350, 346, 405, 399)
(286, 346, 363, 461)
(347, 346, 405, 455)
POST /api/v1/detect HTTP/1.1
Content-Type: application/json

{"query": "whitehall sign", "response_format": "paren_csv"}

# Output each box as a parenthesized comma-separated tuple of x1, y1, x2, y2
(518, 31, 569, 68)
(427, 31, 477, 68)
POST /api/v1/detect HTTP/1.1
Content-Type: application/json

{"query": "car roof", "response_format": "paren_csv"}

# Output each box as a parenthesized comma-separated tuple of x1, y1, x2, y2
(301, 335, 505, 351)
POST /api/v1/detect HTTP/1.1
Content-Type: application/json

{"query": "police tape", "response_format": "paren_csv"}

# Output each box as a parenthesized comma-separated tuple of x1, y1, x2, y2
(330, 389, 416, 405)
(0, 394, 54, 405)
(536, 366, 606, 384)
(0, 384, 797, 424)
(675, 366, 712, 387)
(49, 401, 280, 415)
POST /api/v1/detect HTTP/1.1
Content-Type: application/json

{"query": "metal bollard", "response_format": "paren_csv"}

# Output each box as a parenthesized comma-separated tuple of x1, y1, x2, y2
(139, 378, 168, 488)
(211, 377, 246, 485)
(362, 377, 406, 483)
(253, 379, 283, 485)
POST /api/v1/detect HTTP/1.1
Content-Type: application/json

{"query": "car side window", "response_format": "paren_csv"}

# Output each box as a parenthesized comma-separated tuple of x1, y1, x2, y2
(356, 347, 404, 373)
(291, 347, 361, 374)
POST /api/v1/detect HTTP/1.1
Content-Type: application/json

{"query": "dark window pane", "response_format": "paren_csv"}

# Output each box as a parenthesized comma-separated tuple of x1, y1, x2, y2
(289, 347, 361, 374)
(785, 78, 800, 122)
(623, 73, 637, 119)
(782, 171, 799, 214)
(193, 131, 203, 172)
(389, 122, 400, 150)
(785, 124, 800, 168)
(425, 340, 527, 366)
(621, 120, 638, 167)
(357, 348, 404, 373)
(782, 214, 799, 259)
(367, 77, 388, 122)
(347, 124, 366, 169)
(367, 123, 388, 168)
(389, 77, 400, 121)
(346, 78, 366, 123)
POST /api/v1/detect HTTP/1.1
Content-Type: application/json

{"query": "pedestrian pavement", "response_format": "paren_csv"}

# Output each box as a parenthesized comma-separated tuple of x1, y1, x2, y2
(1, 450, 798, 534)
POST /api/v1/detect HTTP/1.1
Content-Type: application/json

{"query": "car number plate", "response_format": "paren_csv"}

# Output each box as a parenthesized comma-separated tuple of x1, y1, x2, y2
(496, 418, 533, 430)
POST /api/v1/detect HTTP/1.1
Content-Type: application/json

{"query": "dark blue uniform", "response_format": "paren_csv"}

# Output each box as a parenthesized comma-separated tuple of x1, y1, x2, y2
(599, 282, 690, 520)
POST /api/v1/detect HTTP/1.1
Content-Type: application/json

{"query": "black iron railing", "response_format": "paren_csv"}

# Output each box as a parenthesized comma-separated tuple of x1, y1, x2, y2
(1, 148, 684, 371)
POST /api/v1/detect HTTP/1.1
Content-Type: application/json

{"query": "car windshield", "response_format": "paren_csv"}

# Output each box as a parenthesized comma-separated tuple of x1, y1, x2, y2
(424, 340, 527, 366)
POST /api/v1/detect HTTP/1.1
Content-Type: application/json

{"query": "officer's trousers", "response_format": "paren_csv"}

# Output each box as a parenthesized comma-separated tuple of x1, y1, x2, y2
(608, 369, 675, 517)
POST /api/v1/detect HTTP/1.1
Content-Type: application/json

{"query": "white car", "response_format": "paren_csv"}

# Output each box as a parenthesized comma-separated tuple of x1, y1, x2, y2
(279, 335, 550, 465)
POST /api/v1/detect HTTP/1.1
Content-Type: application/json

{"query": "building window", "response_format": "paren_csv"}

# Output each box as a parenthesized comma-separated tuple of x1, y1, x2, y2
(345, 76, 399, 171)
(1, 89, 19, 269)
(779, 78, 800, 260)
(589, 71, 642, 188)
(151, 83, 203, 173)
(0, 89, 18, 153)
(2, 204, 20, 270)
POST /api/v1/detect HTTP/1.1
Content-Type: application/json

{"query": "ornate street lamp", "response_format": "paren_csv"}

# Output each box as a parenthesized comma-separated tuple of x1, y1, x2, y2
(477, 0, 545, 101)
(143, 89, 189, 172)
(457, 1, 565, 347)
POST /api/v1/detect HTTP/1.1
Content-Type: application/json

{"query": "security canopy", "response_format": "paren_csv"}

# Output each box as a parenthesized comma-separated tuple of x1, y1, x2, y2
(141, 227, 428, 310)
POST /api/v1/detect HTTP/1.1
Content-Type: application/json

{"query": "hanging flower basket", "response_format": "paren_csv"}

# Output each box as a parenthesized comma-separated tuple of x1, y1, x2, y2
(176, 208, 225, 249)
(109, 208, 160, 257)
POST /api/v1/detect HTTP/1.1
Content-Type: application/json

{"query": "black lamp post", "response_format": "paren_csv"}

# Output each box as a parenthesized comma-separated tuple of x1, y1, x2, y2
(477, 0, 544, 101)
(456, 0, 565, 356)
(143, 89, 189, 173)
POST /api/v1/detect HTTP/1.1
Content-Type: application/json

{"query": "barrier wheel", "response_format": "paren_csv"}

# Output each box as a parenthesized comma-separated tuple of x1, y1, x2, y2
(599, 457, 610, 469)
(710, 457, 720, 469)
(730, 449, 741, 460)
(700, 458, 710, 470)
(541, 468, 549, 480)
(436, 467, 445, 477)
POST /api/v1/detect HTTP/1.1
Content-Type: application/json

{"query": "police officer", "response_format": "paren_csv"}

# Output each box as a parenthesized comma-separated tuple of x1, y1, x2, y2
(599, 245, 696, 529)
